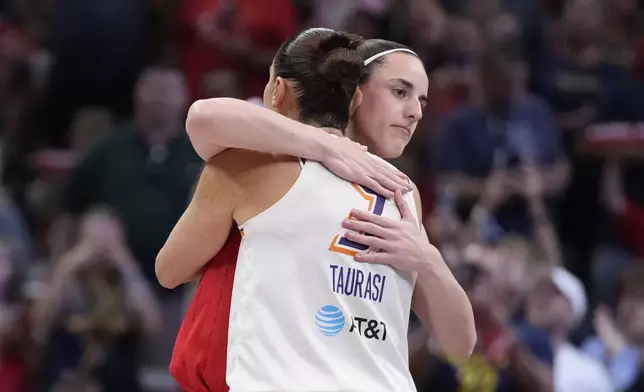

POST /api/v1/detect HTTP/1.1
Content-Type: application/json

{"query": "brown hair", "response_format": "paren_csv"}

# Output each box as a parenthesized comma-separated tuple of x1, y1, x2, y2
(273, 28, 365, 130)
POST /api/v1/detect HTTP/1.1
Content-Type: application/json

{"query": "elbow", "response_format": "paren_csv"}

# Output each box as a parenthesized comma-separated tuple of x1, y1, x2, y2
(439, 304, 477, 359)
(155, 251, 178, 290)
(443, 329, 477, 359)
(185, 98, 240, 161)
(186, 98, 236, 138)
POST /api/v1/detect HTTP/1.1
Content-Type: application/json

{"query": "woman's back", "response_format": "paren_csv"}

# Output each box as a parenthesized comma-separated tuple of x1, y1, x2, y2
(221, 149, 418, 391)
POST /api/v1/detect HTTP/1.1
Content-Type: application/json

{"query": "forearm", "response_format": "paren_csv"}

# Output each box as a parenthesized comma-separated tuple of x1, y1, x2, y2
(156, 243, 209, 289)
(186, 98, 332, 162)
(412, 251, 476, 359)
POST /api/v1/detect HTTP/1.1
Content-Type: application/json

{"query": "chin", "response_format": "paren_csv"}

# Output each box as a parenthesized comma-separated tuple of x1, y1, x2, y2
(377, 139, 407, 159)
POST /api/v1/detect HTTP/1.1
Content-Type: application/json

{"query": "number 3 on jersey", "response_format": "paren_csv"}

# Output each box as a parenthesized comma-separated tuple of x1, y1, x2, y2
(328, 184, 386, 256)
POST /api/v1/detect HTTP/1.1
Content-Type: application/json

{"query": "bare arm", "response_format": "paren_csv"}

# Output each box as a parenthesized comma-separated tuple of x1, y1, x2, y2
(410, 188, 476, 359)
(186, 98, 410, 198)
(155, 158, 241, 289)
(345, 185, 476, 359)
(187, 98, 333, 162)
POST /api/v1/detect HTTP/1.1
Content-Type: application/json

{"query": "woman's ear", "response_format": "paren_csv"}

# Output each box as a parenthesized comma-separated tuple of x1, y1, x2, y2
(271, 76, 287, 113)
(349, 87, 363, 116)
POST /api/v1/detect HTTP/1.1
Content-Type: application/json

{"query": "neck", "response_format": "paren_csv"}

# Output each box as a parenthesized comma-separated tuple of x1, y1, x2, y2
(325, 128, 343, 136)
(303, 120, 344, 137)
(344, 124, 368, 146)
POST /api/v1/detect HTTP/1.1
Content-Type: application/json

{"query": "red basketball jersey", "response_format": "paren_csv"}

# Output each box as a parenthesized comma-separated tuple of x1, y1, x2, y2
(169, 230, 242, 392)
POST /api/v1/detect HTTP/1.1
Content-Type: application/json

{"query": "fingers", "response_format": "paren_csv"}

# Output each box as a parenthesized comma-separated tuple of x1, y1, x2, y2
(350, 209, 396, 227)
(343, 231, 389, 250)
(354, 251, 391, 265)
(364, 160, 410, 195)
(364, 177, 395, 199)
(342, 219, 390, 238)
(384, 170, 413, 192)
(394, 189, 414, 221)
(372, 173, 409, 197)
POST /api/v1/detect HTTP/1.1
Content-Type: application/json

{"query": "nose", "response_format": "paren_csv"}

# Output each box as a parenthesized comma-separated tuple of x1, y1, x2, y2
(404, 99, 423, 122)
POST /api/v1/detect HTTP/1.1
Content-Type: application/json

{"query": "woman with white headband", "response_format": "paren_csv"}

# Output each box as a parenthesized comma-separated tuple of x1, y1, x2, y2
(157, 31, 475, 392)
(188, 39, 432, 197)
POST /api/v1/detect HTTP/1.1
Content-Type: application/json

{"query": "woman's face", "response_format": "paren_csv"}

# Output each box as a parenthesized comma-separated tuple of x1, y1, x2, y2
(348, 53, 428, 159)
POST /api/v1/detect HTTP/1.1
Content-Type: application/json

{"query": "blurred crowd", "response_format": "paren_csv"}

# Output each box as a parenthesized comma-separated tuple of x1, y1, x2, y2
(0, 0, 643, 391)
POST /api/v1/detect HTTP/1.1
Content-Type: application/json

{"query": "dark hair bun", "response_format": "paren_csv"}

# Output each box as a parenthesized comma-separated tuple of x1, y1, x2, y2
(317, 33, 365, 86)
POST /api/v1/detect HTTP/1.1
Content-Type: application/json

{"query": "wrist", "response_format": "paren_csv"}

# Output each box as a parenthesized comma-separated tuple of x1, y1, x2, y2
(303, 129, 335, 162)
(417, 244, 447, 277)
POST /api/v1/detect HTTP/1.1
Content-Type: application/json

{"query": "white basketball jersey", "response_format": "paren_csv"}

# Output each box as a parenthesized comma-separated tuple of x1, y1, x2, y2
(226, 159, 418, 392)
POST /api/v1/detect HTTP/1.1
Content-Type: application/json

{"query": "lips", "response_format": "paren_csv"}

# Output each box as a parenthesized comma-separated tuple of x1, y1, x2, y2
(392, 125, 411, 136)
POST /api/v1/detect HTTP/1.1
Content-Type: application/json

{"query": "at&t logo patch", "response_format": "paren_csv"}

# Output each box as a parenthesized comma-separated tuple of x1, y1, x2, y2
(315, 305, 345, 336)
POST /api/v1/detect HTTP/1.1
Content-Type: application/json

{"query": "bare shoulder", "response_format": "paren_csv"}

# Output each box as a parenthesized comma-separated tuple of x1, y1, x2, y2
(207, 150, 301, 224)
(204, 150, 301, 221)
(208, 149, 298, 176)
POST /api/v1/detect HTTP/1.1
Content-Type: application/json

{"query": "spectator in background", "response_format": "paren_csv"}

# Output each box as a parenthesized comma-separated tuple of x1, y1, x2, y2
(525, 266, 613, 391)
(592, 80, 644, 303)
(177, 0, 299, 99)
(435, 51, 569, 238)
(532, 0, 631, 284)
(51, 61, 201, 283)
(582, 263, 644, 391)
(417, 250, 555, 392)
(42, 0, 149, 148)
(50, 61, 201, 371)
(34, 207, 161, 392)
(486, 235, 550, 317)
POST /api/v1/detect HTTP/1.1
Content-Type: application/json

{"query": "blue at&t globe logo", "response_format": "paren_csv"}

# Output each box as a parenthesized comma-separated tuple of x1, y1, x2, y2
(315, 305, 345, 336)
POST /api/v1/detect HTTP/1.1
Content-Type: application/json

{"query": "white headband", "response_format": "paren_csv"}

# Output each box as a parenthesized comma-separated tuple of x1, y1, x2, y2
(363, 48, 418, 65)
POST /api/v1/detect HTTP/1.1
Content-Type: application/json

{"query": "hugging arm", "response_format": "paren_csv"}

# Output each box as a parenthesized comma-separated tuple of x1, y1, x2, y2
(155, 158, 240, 289)
(186, 98, 333, 162)
(343, 186, 476, 358)
(186, 98, 410, 198)
(409, 189, 477, 359)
